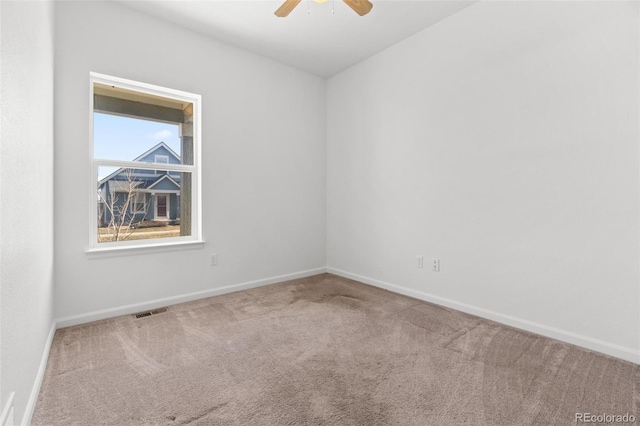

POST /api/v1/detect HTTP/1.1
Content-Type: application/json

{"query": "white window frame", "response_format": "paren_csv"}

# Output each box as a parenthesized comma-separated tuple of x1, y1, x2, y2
(88, 72, 203, 253)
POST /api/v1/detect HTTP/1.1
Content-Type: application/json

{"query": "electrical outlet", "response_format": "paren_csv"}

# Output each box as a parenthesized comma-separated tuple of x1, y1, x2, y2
(432, 258, 440, 272)
(416, 255, 424, 268)
(210, 253, 218, 266)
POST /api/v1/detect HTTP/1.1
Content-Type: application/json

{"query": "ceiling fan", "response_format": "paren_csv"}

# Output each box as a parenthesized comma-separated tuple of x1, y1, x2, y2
(275, 0, 373, 17)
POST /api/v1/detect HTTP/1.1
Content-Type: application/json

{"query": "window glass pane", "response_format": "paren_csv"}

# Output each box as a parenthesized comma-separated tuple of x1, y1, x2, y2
(97, 166, 191, 243)
(93, 81, 194, 166)
(93, 113, 192, 164)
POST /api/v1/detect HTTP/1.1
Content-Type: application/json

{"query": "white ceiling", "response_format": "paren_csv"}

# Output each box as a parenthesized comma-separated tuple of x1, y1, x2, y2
(117, 0, 477, 78)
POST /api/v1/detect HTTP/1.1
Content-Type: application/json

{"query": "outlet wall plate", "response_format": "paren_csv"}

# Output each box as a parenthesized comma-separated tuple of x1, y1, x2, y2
(432, 258, 440, 272)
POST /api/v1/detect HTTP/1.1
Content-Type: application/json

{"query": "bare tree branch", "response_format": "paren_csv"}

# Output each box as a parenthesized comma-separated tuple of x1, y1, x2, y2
(98, 169, 150, 242)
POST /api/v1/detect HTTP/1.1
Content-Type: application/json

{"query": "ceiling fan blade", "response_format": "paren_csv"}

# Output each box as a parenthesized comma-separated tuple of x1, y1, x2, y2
(275, 0, 302, 17)
(342, 0, 373, 16)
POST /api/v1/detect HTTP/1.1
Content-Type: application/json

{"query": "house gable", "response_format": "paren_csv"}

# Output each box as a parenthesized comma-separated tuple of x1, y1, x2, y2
(134, 142, 181, 165)
(148, 175, 180, 191)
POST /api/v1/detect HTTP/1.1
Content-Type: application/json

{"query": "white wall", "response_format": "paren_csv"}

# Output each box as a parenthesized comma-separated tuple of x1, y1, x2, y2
(0, 1, 55, 424)
(54, 1, 326, 320)
(327, 1, 639, 362)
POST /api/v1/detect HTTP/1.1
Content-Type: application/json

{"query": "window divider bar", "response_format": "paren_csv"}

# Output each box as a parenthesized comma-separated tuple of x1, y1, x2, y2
(94, 159, 195, 172)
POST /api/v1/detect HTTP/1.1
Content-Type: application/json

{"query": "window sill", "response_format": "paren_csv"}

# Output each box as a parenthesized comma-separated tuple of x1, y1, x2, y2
(86, 239, 205, 258)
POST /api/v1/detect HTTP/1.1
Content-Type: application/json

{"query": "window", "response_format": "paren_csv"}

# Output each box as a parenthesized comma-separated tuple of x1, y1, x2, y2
(154, 155, 169, 174)
(130, 193, 147, 214)
(90, 73, 202, 251)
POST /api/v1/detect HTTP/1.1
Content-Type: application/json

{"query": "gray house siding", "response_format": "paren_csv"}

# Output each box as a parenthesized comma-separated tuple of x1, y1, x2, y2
(150, 177, 180, 191)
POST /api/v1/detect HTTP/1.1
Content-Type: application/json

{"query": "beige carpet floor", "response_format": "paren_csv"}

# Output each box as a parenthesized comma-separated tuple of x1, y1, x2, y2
(33, 273, 637, 425)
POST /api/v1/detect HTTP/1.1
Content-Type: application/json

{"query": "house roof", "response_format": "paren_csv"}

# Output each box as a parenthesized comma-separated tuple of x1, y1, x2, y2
(147, 174, 180, 190)
(98, 142, 181, 186)
(132, 141, 180, 163)
(103, 173, 180, 192)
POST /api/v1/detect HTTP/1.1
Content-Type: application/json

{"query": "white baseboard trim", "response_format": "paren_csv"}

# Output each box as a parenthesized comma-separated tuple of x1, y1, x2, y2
(55, 267, 327, 329)
(327, 267, 640, 365)
(1, 392, 15, 426)
(22, 322, 56, 426)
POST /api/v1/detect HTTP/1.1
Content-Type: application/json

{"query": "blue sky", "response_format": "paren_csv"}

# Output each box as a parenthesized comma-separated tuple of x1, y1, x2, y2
(94, 113, 180, 161)
(94, 113, 181, 179)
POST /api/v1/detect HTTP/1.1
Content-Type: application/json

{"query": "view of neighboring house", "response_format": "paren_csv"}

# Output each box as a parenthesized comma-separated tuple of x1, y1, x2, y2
(98, 142, 181, 227)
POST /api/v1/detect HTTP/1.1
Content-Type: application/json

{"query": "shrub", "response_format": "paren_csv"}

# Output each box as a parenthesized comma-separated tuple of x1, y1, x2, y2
(132, 220, 167, 229)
